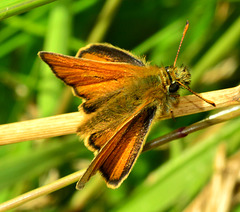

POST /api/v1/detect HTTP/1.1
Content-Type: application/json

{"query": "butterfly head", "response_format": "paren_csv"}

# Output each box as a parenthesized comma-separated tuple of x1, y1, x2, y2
(164, 65, 215, 106)
(164, 65, 191, 94)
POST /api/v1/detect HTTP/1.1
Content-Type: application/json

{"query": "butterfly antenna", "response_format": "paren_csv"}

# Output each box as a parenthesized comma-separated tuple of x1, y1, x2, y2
(174, 21, 215, 107)
(173, 20, 189, 67)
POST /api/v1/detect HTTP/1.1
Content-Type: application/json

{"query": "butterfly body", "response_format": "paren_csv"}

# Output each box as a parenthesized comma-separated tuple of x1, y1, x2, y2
(38, 43, 191, 189)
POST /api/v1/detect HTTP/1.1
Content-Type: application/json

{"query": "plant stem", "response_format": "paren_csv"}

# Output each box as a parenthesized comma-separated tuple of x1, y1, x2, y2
(0, 85, 239, 145)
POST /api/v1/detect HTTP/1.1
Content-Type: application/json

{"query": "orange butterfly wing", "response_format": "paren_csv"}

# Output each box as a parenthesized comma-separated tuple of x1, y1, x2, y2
(38, 44, 145, 113)
(76, 105, 157, 189)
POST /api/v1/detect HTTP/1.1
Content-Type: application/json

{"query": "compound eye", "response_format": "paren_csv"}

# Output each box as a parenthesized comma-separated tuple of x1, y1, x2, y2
(165, 66, 170, 71)
(169, 82, 179, 93)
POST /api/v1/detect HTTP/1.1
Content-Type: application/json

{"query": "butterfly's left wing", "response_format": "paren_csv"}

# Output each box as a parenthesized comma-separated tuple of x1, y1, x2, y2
(76, 104, 157, 189)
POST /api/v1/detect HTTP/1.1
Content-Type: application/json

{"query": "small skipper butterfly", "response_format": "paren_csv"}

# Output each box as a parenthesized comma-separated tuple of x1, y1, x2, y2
(38, 21, 215, 189)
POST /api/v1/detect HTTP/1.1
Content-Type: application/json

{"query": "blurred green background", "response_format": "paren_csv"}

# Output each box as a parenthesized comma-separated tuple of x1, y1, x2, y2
(0, 0, 239, 211)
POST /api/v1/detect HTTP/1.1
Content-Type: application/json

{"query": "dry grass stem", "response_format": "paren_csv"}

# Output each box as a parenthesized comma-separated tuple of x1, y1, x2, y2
(0, 85, 239, 146)
(0, 112, 82, 145)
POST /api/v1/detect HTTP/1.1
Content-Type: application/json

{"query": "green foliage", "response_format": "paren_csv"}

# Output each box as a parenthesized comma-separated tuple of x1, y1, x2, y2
(0, 0, 239, 211)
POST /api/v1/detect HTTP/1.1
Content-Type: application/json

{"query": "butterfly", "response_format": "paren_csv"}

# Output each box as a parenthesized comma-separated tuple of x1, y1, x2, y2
(38, 21, 215, 189)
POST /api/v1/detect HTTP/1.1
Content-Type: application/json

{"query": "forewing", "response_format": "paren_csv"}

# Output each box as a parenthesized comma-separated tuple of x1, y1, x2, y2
(38, 51, 144, 113)
(76, 105, 157, 189)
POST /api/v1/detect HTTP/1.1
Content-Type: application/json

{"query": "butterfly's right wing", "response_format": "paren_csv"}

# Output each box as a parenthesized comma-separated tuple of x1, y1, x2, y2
(76, 104, 157, 189)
